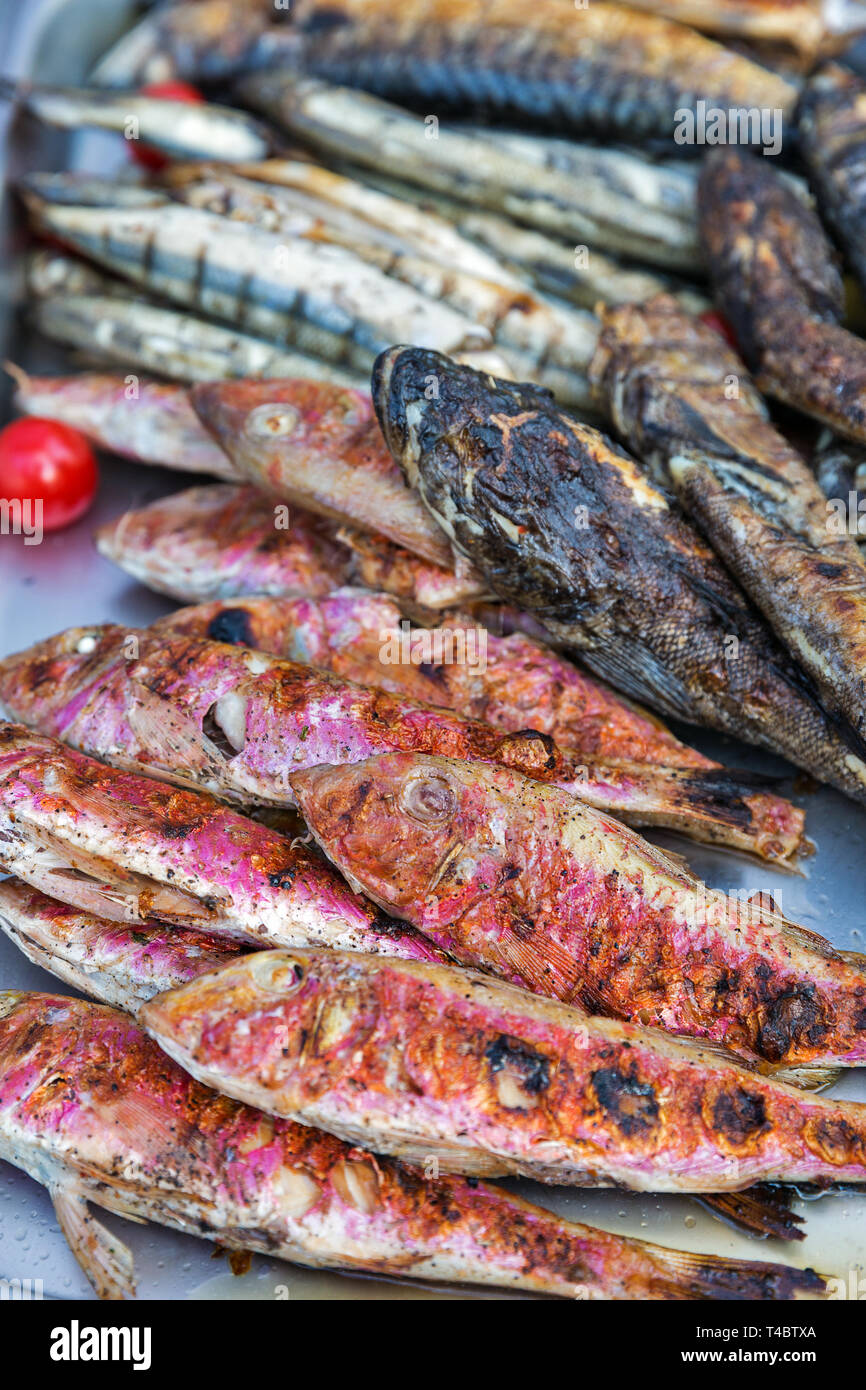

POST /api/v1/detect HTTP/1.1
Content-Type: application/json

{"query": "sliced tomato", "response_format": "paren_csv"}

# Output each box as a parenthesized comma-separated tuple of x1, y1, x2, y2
(0, 417, 98, 533)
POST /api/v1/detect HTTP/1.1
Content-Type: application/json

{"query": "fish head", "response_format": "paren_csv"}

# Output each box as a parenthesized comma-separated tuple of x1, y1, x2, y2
(0, 625, 126, 733)
(143, 948, 360, 1092)
(372, 344, 557, 537)
(190, 378, 375, 480)
(291, 752, 520, 930)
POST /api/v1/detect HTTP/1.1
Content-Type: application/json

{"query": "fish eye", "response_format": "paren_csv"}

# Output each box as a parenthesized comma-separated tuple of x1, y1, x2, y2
(244, 403, 301, 439)
(399, 772, 457, 825)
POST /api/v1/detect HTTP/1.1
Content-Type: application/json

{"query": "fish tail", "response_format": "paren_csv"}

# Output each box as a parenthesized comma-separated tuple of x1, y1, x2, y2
(642, 1242, 824, 1300)
(696, 1186, 806, 1242)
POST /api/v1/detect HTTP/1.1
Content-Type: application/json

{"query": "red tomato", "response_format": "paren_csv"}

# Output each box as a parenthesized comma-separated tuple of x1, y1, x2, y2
(699, 310, 739, 351)
(0, 418, 98, 533)
(129, 81, 205, 170)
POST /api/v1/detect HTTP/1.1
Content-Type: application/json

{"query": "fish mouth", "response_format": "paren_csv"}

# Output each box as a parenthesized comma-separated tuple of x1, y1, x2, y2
(370, 345, 406, 462)
(372, 344, 443, 486)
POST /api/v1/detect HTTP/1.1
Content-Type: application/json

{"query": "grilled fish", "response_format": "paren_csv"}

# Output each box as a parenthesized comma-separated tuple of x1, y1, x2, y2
(373, 345, 866, 806)
(590, 295, 866, 746)
(23, 197, 492, 370)
(8, 369, 237, 479)
(292, 751, 866, 1069)
(191, 379, 458, 568)
(814, 428, 866, 547)
(90, 0, 279, 88)
(698, 147, 866, 447)
(4, 81, 272, 163)
(798, 62, 866, 297)
(0, 879, 247, 1012)
(616, 0, 866, 55)
(246, 0, 797, 145)
(0, 725, 441, 963)
(94, 484, 488, 610)
(143, 944, 866, 1193)
(168, 170, 598, 405)
(242, 76, 700, 271)
(0, 993, 819, 1300)
(32, 293, 367, 388)
(0, 882, 820, 1244)
(0, 626, 806, 859)
(153, 590, 714, 769)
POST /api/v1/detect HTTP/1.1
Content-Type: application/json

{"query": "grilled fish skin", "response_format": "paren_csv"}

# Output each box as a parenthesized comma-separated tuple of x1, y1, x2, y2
(614, 0, 866, 55)
(3, 81, 273, 163)
(0, 883, 821, 1245)
(23, 198, 491, 370)
(191, 379, 459, 568)
(813, 428, 866, 549)
(153, 590, 714, 769)
(241, 75, 703, 272)
(169, 170, 598, 405)
(0, 626, 806, 860)
(372, 345, 866, 806)
(0, 994, 819, 1301)
(798, 62, 866, 296)
(0, 725, 441, 965)
(32, 293, 367, 388)
(89, 0, 279, 88)
(94, 484, 488, 610)
(698, 146, 866, 447)
(143, 944, 866, 1194)
(253, 0, 797, 145)
(0, 879, 247, 1013)
(291, 752, 866, 1068)
(8, 369, 237, 480)
(95, 485, 353, 604)
(590, 295, 866, 746)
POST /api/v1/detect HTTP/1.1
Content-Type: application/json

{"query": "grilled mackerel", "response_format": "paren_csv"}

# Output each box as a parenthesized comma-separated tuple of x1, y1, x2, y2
(95, 484, 489, 610)
(698, 147, 866, 447)
(0, 626, 806, 859)
(0, 725, 442, 963)
(590, 295, 866, 746)
(292, 751, 866, 1069)
(143, 945, 866, 1194)
(373, 346, 866, 806)
(0, 993, 819, 1301)
(248, 0, 797, 145)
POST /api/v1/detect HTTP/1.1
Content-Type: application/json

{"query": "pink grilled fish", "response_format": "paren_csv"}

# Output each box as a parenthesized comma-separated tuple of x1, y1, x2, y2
(0, 724, 442, 963)
(0, 992, 821, 1301)
(8, 368, 238, 479)
(0, 625, 805, 859)
(290, 752, 866, 1070)
(153, 590, 714, 769)
(142, 944, 866, 1193)
(190, 377, 462, 568)
(95, 483, 489, 609)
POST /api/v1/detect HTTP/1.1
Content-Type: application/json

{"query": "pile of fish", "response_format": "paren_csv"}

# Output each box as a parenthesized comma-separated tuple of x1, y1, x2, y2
(10, 0, 866, 1302)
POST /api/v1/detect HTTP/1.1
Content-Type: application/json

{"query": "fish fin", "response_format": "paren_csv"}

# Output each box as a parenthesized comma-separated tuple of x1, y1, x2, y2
(768, 1063, 842, 1092)
(51, 1185, 136, 1301)
(695, 1186, 806, 1242)
(487, 920, 584, 1003)
(643, 1241, 825, 1300)
(778, 918, 844, 962)
(838, 948, 866, 974)
(125, 680, 222, 778)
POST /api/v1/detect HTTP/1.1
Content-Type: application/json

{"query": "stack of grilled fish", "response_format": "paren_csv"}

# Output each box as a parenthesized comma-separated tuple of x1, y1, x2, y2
(8, 0, 866, 1300)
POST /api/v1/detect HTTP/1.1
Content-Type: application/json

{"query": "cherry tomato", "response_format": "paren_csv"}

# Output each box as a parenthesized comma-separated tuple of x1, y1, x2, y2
(129, 81, 205, 170)
(0, 418, 98, 533)
(699, 309, 739, 351)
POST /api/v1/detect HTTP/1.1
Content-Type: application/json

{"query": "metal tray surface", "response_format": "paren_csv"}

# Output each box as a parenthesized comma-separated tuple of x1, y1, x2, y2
(0, 0, 865, 1301)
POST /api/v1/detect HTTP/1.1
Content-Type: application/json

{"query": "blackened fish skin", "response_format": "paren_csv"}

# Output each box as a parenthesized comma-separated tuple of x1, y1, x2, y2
(372, 345, 866, 804)
(276, 0, 797, 145)
(698, 147, 866, 446)
(798, 62, 866, 294)
(590, 295, 866, 748)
